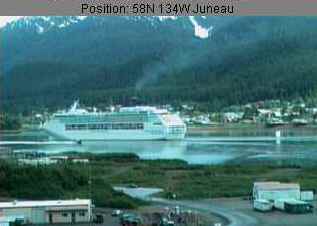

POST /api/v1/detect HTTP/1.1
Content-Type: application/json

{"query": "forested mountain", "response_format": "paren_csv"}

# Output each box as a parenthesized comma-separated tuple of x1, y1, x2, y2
(1, 16, 317, 113)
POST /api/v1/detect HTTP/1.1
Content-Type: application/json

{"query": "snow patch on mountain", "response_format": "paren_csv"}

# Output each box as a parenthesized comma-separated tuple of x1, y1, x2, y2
(157, 16, 213, 39)
(156, 16, 214, 39)
(189, 16, 213, 39)
(36, 24, 44, 34)
(2, 16, 88, 34)
(158, 16, 177, 21)
(76, 16, 87, 21)
(0, 16, 23, 28)
(41, 16, 50, 22)
(2, 16, 213, 39)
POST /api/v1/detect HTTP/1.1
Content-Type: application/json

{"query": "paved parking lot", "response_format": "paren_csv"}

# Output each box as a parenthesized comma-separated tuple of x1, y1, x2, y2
(209, 198, 317, 226)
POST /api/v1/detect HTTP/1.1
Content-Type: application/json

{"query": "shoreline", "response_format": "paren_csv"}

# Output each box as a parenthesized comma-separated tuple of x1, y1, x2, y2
(0, 130, 22, 134)
(187, 123, 317, 136)
(2, 123, 317, 134)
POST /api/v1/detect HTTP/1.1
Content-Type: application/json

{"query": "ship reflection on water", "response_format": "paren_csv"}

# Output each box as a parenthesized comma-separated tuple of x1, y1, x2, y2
(1, 130, 317, 166)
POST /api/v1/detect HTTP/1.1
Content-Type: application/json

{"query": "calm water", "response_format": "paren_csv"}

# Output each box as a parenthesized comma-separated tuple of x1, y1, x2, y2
(1, 129, 317, 165)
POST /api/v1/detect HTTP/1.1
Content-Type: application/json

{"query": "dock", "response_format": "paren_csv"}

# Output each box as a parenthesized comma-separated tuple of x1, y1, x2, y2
(0, 141, 77, 145)
(186, 136, 317, 143)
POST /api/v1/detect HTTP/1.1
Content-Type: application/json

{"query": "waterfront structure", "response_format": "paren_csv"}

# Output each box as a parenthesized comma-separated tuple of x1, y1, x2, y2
(0, 199, 92, 224)
(17, 156, 89, 166)
(43, 101, 186, 141)
(0, 147, 13, 159)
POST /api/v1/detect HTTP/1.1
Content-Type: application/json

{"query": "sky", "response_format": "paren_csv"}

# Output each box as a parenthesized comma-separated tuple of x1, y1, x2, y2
(0, 16, 23, 28)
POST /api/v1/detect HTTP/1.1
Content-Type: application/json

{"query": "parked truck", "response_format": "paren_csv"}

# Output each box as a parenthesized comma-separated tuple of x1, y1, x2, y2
(274, 199, 313, 214)
(253, 199, 273, 212)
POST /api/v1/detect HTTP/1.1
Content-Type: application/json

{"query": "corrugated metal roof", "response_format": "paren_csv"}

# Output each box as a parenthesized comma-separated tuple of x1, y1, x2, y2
(254, 181, 281, 186)
(0, 199, 91, 209)
(254, 182, 300, 190)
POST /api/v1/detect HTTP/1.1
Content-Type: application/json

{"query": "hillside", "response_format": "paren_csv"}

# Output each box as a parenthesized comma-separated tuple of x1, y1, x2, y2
(1, 16, 317, 113)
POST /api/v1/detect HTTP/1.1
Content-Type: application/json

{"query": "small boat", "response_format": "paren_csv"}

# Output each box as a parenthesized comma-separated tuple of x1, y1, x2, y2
(266, 118, 287, 127)
(292, 119, 308, 126)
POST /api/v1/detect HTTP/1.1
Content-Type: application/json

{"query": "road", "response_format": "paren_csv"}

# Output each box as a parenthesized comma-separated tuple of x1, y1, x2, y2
(151, 198, 256, 226)
(116, 187, 256, 226)
(116, 187, 317, 226)
(115, 188, 317, 226)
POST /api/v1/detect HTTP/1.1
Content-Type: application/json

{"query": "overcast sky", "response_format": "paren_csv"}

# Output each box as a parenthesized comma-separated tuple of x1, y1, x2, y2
(0, 16, 23, 27)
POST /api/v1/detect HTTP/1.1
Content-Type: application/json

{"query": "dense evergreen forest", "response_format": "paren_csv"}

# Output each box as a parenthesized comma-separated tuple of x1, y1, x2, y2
(2, 17, 317, 113)
(0, 114, 21, 130)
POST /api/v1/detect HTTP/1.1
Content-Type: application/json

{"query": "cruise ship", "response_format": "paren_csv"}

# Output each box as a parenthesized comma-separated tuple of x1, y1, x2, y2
(43, 101, 186, 141)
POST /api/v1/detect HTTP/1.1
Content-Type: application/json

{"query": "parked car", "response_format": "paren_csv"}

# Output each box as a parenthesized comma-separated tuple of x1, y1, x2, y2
(112, 209, 122, 217)
(128, 184, 138, 188)
(120, 213, 142, 226)
(93, 214, 104, 224)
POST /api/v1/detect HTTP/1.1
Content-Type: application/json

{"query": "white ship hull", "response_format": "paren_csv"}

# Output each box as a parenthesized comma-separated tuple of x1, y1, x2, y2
(44, 129, 185, 141)
(43, 122, 185, 141)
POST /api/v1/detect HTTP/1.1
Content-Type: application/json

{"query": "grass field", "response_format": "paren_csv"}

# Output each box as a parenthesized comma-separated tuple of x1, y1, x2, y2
(1, 153, 317, 209)
(63, 153, 317, 199)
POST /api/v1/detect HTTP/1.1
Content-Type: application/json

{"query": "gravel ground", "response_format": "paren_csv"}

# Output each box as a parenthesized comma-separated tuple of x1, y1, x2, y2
(151, 197, 317, 226)
(94, 206, 218, 226)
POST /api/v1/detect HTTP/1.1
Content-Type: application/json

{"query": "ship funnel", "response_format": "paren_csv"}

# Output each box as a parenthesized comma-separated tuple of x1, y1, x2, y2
(276, 130, 281, 144)
(70, 100, 79, 112)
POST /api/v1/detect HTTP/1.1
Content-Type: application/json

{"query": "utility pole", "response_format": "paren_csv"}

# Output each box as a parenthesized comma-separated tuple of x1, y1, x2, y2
(88, 161, 93, 225)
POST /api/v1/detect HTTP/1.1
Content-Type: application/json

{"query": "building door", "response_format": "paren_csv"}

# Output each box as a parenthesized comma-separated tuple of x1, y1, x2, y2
(49, 213, 53, 224)
(71, 212, 76, 224)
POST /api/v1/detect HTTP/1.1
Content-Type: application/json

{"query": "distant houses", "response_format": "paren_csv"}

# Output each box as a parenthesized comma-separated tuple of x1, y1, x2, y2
(178, 98, 317, 126)
(223, 112, 244, 123)
(26, 98, 317, 127)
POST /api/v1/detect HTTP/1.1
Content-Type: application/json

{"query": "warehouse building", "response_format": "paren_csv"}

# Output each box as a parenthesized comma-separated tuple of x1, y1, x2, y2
(252, 182, 315, 214)
(0, 199, 92, 224)
(253, 182, 300, 201)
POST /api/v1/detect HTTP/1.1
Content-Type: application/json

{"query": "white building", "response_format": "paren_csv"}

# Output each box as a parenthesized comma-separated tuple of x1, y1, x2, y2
(253, 182, 300, 201)
(0, 199, 92, 224)
(223, 112, 244, 123)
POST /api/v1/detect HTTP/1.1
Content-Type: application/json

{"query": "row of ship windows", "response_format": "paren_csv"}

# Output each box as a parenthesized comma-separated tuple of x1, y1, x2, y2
(169, 128, 185, 134)
(65, 123, 144, 130)
(59, 115, 150, 122)
(168, 126, 185, 134)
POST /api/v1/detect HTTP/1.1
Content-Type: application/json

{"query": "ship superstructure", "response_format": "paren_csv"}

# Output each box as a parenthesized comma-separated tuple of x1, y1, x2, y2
(43, 101, 186, 140)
